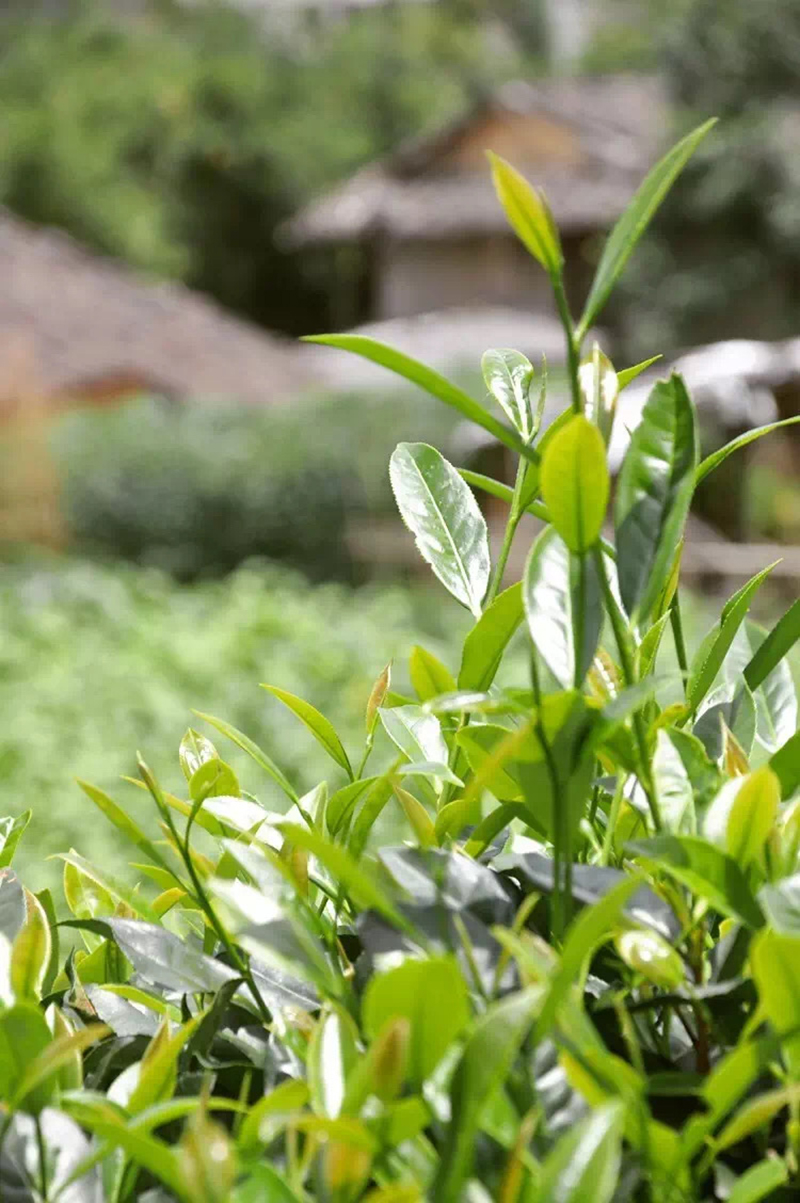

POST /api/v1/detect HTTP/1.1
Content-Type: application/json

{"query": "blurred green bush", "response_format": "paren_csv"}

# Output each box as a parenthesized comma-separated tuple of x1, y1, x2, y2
(0, 556, 468, 890)
(51, 391, 463, 580)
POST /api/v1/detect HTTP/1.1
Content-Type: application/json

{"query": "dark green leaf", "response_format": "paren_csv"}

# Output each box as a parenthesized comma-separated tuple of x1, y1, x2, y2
(615, 374, 698, 622)
(744, 597, 800, 693)
(390, 442, 490, 617)
(577, 118, 716, 335)
(687, 562, 778, 712)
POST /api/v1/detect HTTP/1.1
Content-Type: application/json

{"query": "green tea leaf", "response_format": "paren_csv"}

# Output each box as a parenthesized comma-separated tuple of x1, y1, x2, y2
(687, 562, 779, 712)
(615, 930, 684, 990)
(308, 1009, 360, 1119)
(433, 986, 542, 1202)
(482, 348, 536, 441)
(390, 442, 490, 617)
(615, 374, 698, 622)
(393, 785, 436, 847)
(626, 835, 763, 928)
(579, 344, 618, 446)
(304, 335, 536, 461)
(10, 890, 51, 1002)
(277, 823, 409, 929)
(540, 415, 609, 552)
(0, 812, 31, 870)
(697, 415, 800, 486)
(458, 581, 523, 693)
(488, 152, 562, 277)
(78, 780, 175, 875)
(56, 851, 159, 922)
(652, 729, 695, 834)
(193, 710, 297, 803)
(380, 704, 448, 768)
(262, 685, 352, 778)
(751, 929, 800, 1075)
(726, 1158, 789, 1203)
(744, 598, 800, 694)
(577, 118, 716, 335)
(363, 956, 470, 1087)
(0, 1002, 53, 1112)
(537, 1101, 625, 1203)
(617, 355, 662, 390)
(409, 645, 456, 702)
(524, 528, 602, 689)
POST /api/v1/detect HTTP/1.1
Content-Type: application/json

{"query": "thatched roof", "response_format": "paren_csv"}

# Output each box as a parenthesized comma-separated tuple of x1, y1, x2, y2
(287, 74, 667, 246)
(0, 208, 314, 406)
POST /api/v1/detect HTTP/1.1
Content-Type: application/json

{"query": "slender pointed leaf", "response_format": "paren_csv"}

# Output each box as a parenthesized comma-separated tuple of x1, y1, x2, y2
(262, 686, 352, 778)
(482, 348, 536, 440)
(697, 415, 800, 485)
(578, 118, 716, 334)
(304, 335, 536, 461)
(488, 152, 562, 276)
(524, 528, 602, 689)
(540, 415, 609, 552)
(458, 581, 524, 693)
(193, 710, 297, 803)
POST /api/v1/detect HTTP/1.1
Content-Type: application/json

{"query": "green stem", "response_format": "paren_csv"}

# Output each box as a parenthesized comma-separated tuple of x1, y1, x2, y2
(670, 593, 689, 692)
(486, 454, 529, 606)
(552, 275, 581, 414)
(36, 1114, 48, 1201)
(593, 548, 662, 832)
(356, 734, 374, 780)
(599, 775, 626, 866)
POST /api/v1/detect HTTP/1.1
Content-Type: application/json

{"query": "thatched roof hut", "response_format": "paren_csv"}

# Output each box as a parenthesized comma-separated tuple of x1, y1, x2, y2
(0, 208, 314, 410)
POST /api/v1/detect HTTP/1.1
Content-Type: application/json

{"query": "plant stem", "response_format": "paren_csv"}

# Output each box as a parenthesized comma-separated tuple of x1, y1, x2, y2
(599, 775, 626, 866)
(485, 454, 529, 606)
(670, 593, 689, 691)
(552, 275, 581, 414)
(36, 1114, 48, 1201)
(593, 547, 662, 831)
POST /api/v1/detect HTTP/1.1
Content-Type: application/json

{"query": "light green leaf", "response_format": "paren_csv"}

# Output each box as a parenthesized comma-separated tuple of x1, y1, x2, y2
(276, 823, 409, 929)
(390, 442, 490, 616)
(726, 1157, 789, 1203)
(55, 851, 159, 923)
(10, 890, 51, 1002)
(579, 344, 618, 446)
(433, 986, 542, 1202)
(409, 645, 456, 702)
(193, 710, 297, 803)
(78, 780, 175, 875)
(617, 355, 662, 390)
(615, 374, 698, 622)
(393, 785, 436, 848)
(379, 704, 448, 768)
(488, 152, 562, 277)
(308, 1009, 360, 1119)
(0, 813, 31, 870)
(577, 118, 716, 335)
(482, 348, 536, 441)
(615, 930, 684, 990)
(524, 528, 602, 689)
(626, 835, 763, 928)
(303, 335, 536, 462)
(262, 685, 352, 778)
(458, 581, 524, 693)
(540, 415, 609, 552)
(363, 956, 470, 1087)
(751, 929, 800, 1075)
(697, 415, 800, 486)
(0, 1002, 54, 1113)
(537, 1101, 625, 1203)
(652, 729, 695, 834)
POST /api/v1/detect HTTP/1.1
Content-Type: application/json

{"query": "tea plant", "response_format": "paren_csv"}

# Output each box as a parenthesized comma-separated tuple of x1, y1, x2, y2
(6, 119, 800, 1201)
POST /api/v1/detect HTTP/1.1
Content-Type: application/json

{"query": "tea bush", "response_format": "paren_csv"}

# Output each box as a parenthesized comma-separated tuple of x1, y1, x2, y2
(0, 558, 464, 889)
(53, 390, 462, 582)
(7, 121, 800, 1202)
